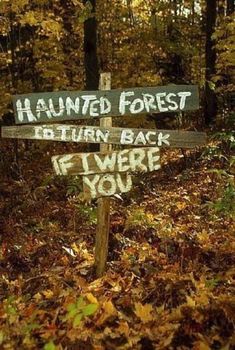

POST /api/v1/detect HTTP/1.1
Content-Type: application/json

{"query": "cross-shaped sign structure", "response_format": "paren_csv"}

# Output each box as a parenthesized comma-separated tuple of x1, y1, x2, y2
(1, 73, 206, 276)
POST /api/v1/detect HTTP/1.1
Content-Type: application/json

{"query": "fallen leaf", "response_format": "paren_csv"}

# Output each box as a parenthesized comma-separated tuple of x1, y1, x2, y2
(134, 302, 154, 323)
(82, 303, 98, 316)
(71, 243, 80, 254)
(116, 321, 130, 338)
(186, 295, 196, 308)
(33, 293, 42, 302)
(96, 300, 117, 326)
(85, 293, 98, 305)
(62, 246, 76, 257)
(193, 341, 211, 350)
(0, 331, 4, 345)
(44, 341, 56, 350)
(42, 290, 54, 299)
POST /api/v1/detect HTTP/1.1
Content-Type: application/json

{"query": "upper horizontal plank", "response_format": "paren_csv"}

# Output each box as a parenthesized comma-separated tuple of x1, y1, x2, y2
(12, 85, 199, 124)
(1, 125, 207, 148)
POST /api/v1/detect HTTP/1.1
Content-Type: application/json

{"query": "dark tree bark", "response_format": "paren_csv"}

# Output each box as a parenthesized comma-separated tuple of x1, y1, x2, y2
(218, 1, 225, 16)
(83, 0, 100, 151)
(204, 0, 217, 125)
(191, 0, 195, 24)
(126, 0, 135, 26)
(83, 0, 99, 90)
(227, 0, 234, 15)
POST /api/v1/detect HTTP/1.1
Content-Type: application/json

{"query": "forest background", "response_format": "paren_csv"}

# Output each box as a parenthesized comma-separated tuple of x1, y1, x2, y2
(0, 0, 234, 127)
(0, 1, 235, 350)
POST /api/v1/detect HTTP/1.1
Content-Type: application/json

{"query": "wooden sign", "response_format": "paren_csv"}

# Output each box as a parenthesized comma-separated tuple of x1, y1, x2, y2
(12, 85, 199, 124)
(5, 70, 206, 278)
(51, 147, 160, 176)
(83, 173, 132, 198)
(1, 125, 207, 148)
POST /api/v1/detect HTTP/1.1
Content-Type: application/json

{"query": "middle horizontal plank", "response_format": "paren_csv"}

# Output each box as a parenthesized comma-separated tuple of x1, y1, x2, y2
(1, 125, 207, 148)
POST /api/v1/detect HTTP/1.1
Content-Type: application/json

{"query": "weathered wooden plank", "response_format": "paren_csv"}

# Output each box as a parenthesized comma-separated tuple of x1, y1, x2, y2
(51, 147, 161, 176)
(1, 125, 207, 148)
(12, 85, 199, 124)
(83, 172, 132, 199)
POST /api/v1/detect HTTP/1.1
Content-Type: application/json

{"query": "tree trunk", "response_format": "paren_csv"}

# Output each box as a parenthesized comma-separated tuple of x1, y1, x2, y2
(83, 0, 99, 90)
(83, 0, 100, 151)
(204, 0, 217, 125)
(173, 0, 177, 18)
(191, 0, 195, 25)
(227, 0, 234, 15)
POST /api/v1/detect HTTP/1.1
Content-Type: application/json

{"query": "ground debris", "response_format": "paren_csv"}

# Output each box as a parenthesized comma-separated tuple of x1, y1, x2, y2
(0, 144, 234, 349)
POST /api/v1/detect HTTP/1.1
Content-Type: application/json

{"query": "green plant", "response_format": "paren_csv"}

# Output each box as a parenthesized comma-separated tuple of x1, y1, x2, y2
(44, 341, 56, 350)
(207, 168, 233, 179)
(212, 131, 235, 151)
(203, 130, 235, 218)
(208, 182, 235, 218)
(65, 296, 98, 328)
(230, 156, 235, 168)
(207, 162, 235, 219)
(125, 208, 158, 231)
(201, 131, 235, 162)
(201, 144, 227, 161)
(66, 177, 83, 197)
(205, 277, 220, 290)
(75, 203, 97, 225)
(3, 296, 17, 317)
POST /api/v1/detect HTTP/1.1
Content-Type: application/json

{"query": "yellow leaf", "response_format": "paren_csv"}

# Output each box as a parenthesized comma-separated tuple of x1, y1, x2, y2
(197, 230, 210, 244)
(0, 331, 4, 345)
(134, 302, 154, 323)
(193, 341, 211, 350)
(96, 300, 117, 326)
(41, 20, 62, 38)
(20, 11, 39, 26)
(71, 242, 80, 254)
(176, 202, 187, 210)
(156, 304, 165, 314)
(12, 0, 29, 12)
(33, 293, 42, 302)
(42, 289, 54, 299)
(85, 293, 98, 305)
(186, 295, 196, 308)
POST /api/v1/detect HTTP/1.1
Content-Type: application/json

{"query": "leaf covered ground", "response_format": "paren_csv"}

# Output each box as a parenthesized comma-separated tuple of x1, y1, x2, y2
(0, 139, 234, 350)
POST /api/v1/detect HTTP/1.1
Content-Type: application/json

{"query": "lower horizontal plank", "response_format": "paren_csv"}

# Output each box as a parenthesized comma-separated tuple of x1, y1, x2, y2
(83, 172, 132, 198)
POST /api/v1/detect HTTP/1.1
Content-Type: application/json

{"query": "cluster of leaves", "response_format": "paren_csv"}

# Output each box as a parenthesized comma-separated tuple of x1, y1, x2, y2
(1, 0, 233, 128)
(65, 296, 98, 328)
(203, 131, 235, 218)
(213, 4, 235, 124)
(209, 182, 235, 217)
(0, 0, 86, 119)
(125, 207, 158, 231)
(0, 138, 234, 349)
(214, 12, 235, 93)
(97, 0, 203, 89)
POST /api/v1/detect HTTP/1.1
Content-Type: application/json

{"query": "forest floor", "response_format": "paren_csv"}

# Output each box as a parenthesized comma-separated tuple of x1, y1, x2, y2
(0, 137, 234, 350)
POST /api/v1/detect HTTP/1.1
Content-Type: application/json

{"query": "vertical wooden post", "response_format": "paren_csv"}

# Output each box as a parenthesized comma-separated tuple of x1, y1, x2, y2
(95, 72, 112, 277)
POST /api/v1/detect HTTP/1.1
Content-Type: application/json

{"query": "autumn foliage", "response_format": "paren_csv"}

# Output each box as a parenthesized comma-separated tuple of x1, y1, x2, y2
(0, 0, 234, 349)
